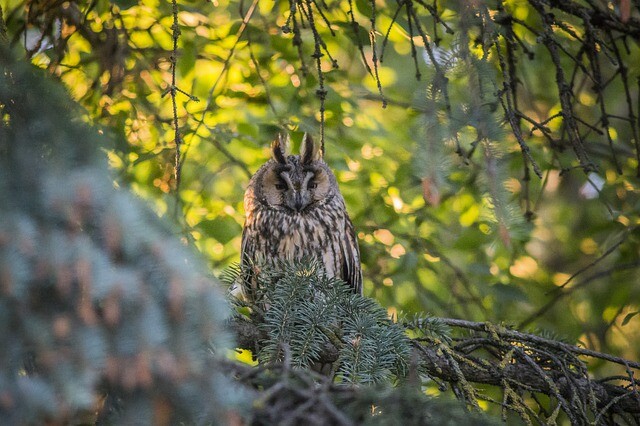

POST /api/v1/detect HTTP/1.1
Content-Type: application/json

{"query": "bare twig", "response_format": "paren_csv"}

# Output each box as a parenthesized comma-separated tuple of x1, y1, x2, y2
(229, 314, 640, 420)
(169, 0, 181, 193)
(368, 0, 386, 108)
(494, 39, 542, 178)
(0, 5, 8, 43)
(519, 260, 640, 329)
(439, 317, 640, 370)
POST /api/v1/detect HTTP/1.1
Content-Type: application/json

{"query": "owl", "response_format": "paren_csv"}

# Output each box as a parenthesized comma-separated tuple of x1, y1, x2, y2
(240, 133, 362, 301)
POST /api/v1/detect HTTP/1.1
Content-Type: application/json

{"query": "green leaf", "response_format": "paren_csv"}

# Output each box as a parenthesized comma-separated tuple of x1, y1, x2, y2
(622, 311, 639, 326)
(111, 0, 139, 10)
(178, 40, 196, 77)
(199, 216, 241, 244)
(237, 122, 259, 139)
(355, 0, 373, 16)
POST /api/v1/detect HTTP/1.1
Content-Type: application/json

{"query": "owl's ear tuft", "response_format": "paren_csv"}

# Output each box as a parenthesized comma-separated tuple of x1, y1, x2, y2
(300, 133, 322, 164)
(271, 133, 289, 164)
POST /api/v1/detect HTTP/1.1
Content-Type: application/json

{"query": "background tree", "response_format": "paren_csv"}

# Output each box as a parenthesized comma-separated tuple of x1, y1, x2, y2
(2, 0, 640, 423)
(0, 47, 240, 424)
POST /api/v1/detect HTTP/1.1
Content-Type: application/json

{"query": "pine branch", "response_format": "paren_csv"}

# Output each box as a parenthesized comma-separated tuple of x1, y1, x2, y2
(230, 313, 640, 420)
(239, 260, 409, 383)
(414, 341, 640, 416)
(217, 358, 497, 425)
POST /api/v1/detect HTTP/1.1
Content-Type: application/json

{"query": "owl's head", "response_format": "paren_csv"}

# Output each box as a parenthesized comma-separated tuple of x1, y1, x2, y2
(250, 133, 340, 213)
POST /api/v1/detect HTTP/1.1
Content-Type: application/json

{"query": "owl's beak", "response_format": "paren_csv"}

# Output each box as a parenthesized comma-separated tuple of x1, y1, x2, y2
(290, 191, 309, 212)
(294, 194, 304, 211)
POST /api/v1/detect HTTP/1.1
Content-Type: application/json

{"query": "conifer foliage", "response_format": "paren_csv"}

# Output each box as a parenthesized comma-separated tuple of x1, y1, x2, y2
(231, 260, 640, 424)
(0, 49, 237, 424)
(230, 259, 410, 383)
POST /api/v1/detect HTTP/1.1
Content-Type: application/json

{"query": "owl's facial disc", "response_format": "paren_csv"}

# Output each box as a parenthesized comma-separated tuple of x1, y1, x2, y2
(279, 170, 315, 212)
(258, 155, 332, 212)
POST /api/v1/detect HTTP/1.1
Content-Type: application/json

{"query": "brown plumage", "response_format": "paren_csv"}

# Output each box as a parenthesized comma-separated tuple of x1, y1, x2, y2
(240, 133, 362, 301)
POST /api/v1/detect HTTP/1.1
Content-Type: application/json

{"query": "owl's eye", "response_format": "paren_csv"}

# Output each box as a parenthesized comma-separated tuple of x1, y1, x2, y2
(307, 181, 317, 189)
(275, 183, 287, 190)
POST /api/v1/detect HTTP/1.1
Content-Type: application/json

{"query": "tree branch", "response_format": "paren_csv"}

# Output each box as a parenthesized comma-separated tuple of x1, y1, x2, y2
(0, 5, 8, 43)
(229, 315, 640, 419)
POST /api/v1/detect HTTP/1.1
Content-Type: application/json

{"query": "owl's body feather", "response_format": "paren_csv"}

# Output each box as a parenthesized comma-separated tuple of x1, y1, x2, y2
(241, 134, 362, 300)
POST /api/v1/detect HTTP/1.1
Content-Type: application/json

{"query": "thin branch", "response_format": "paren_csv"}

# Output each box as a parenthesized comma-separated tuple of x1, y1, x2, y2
(583, 17, 622, 173)
(0, 4, 8, 43)
(300, 0, 334, 154)
(368, 0, 386, 108)
(186, 0, 258, 149)
(346, 0, 373, 77)
(229, 315, 640, 419)
(247, 31, 279, 117)
(494, 39, 542, 178)
(379, 3, 403, 64)
(519, 260, 640, 329)
(439, 317, 640, 370)
(529, 1, 595, 173)
(608, 31, 640, 177)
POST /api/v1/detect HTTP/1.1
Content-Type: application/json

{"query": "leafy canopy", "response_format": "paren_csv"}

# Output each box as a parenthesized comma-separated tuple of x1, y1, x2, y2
(3, 0, 640, 411)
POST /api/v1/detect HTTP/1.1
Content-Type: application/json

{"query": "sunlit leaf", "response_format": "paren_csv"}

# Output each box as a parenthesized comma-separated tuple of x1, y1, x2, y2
(112, 0, 139, 10)
(199, 216, 242, 244)
(622, 311, 639, 327)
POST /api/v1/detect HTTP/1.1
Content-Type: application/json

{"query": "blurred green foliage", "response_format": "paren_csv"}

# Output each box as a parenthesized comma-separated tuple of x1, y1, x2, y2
(3, 0, 639, 391)
(0, 48, 240, 424)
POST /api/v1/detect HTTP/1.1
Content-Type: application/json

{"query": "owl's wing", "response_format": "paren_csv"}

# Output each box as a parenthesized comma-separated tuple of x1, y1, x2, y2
(240, 224, 254, 263)
(340, 217, 363, 295)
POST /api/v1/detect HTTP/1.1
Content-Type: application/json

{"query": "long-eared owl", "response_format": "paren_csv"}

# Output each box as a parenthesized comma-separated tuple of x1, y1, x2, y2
(240, 133, 362, 301)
